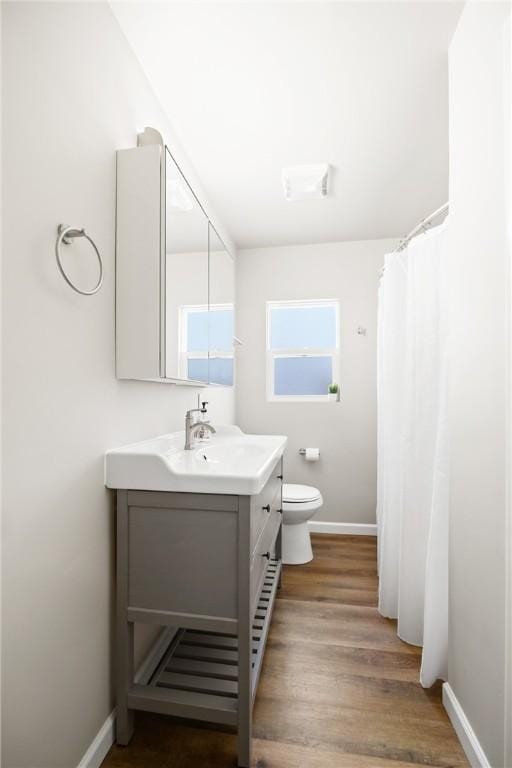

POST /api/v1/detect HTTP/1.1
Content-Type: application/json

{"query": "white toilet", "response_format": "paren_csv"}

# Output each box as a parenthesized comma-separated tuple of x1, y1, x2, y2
(282, 483, 323, 565)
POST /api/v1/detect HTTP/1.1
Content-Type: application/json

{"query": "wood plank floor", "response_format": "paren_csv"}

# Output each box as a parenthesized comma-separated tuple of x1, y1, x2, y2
(101, 534, 469, 768)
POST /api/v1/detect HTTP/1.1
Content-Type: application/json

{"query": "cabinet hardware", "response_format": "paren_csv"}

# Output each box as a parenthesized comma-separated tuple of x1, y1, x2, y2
(277, 474, 283, 480)
(261, 551, 271, 560)
(262, 504, 271, 512)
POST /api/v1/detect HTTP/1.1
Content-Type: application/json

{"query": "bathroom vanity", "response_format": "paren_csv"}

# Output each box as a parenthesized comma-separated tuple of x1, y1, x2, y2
(113, 124, 269, 764)
(106, 427, 286, 768)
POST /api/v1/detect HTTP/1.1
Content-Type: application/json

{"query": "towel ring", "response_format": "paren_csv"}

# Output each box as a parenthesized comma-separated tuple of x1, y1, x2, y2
(55, 224, 104, 296)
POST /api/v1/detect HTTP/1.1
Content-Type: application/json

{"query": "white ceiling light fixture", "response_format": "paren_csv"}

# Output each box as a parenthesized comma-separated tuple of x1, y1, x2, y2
(281, 163, 330, 202)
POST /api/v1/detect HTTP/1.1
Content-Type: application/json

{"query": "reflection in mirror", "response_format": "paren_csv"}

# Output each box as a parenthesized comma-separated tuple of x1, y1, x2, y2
(164, 148, 209, 382)
(208, 224, 235, 386)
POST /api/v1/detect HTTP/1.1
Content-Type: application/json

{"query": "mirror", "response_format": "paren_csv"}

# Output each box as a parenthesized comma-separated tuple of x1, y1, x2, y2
(164, 148, 209, 382)
(208, 224, 235, 386)
(115, 132, 235, 386)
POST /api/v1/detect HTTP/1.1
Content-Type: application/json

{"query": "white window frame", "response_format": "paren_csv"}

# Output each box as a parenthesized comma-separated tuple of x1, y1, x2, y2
(266, 298, 340, 402)
(178, 303, 235, 384)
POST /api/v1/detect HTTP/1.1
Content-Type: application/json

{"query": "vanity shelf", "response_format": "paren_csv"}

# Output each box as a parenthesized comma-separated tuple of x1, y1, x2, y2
(126, 558, 281, 728)
(114, 458, 284, 768)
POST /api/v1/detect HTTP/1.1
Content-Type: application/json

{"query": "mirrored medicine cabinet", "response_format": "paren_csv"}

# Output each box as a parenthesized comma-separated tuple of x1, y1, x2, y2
(116, 127, 235, 386)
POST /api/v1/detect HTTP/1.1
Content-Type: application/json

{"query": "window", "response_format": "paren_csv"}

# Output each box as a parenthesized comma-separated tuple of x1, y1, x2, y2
(179, 304, 234, 385)
(266, 299, 339, 401)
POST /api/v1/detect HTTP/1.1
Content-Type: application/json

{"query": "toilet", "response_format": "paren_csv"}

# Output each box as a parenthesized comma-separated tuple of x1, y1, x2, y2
(282, 483, 323, 565)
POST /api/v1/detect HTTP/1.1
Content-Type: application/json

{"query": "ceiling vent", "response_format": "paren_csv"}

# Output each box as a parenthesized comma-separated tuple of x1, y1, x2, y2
(281, 163, 330, 201)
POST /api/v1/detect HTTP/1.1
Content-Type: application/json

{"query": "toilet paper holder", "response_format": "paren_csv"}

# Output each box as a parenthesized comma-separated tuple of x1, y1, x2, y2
(299, 448, 320, 457)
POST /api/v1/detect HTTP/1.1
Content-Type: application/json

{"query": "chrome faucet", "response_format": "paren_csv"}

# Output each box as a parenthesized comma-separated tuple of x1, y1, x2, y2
(184, 402, 216, 450)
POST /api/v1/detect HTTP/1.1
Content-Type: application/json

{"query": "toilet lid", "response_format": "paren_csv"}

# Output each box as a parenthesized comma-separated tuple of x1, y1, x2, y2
(282, 483, 321, 503)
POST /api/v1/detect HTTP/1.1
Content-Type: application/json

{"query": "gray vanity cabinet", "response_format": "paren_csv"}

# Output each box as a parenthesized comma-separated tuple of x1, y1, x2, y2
(115, 458, 283, 768)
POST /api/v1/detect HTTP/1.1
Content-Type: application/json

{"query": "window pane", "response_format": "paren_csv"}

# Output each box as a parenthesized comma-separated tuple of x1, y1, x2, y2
(209, 357, 234, 386)
(186, 308, 234, 354)
(209, 308, 234, 353)
(274, 356, 332, 396)
(187, 311, 209, 353)
(270, 305, 336, 350)
(187, 357, 234, 385)
(187, 358, 209, 381)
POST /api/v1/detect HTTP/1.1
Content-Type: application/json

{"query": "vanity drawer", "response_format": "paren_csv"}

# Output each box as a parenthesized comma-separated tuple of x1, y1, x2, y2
(250, 467, 282, 551)
(250, 507, 281, 618)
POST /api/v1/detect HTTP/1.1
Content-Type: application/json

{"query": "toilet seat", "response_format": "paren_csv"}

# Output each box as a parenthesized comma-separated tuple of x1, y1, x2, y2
(282, 483, 321, 504)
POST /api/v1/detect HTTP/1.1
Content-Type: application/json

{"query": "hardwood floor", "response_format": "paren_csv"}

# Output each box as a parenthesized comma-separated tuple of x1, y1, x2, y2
(101, 534, 468, 768)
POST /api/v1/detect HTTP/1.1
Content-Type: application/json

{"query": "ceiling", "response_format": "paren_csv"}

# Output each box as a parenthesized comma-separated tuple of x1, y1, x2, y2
(112, 2, 463, 249)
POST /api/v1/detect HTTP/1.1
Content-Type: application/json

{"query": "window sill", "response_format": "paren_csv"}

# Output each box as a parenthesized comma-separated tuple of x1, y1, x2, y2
(267, 396, 341, 403)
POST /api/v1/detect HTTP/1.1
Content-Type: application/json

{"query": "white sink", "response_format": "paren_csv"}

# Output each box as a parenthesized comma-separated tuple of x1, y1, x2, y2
(105, 425, 287, 495)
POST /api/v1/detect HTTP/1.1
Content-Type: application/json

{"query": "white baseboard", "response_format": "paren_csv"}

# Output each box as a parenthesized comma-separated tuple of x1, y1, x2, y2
(308, 521, 377, 536)
(77, 711, 116, 768)
(77, 627, 176, 768)
(442, 683, 491, 768)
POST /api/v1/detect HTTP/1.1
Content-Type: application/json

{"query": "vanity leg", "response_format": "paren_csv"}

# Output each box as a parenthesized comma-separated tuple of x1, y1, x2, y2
(116, 490, 135, 745)
(237, 500, 252, 768)
(116, 621, 134, 744)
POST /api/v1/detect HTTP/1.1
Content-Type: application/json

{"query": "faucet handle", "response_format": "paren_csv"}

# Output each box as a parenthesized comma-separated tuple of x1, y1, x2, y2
(201, 401, 208, 413)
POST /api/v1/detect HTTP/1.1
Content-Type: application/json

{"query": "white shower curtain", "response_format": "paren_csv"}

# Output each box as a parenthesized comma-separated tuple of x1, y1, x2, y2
(376, 222, 449, 687)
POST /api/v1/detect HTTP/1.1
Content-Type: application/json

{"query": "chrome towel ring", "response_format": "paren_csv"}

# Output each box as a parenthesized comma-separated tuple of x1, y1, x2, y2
(55, 224, 104, 296)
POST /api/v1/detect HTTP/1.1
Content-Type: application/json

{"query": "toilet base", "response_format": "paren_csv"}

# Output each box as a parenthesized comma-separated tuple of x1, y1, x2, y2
(282, 521, 313, 565)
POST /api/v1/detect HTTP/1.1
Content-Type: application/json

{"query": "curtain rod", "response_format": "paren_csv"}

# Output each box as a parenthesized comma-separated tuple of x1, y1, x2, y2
(394, 202, 449, 253)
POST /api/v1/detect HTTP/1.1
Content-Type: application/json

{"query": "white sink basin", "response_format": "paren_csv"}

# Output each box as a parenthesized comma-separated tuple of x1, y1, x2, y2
(105, 425, 287, 495)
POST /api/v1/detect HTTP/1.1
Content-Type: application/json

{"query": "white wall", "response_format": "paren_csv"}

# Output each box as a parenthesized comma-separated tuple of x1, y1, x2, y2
(448, 3, 511, 766)
(236, 239, 396, 525)
(1, 3, 234, 767)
